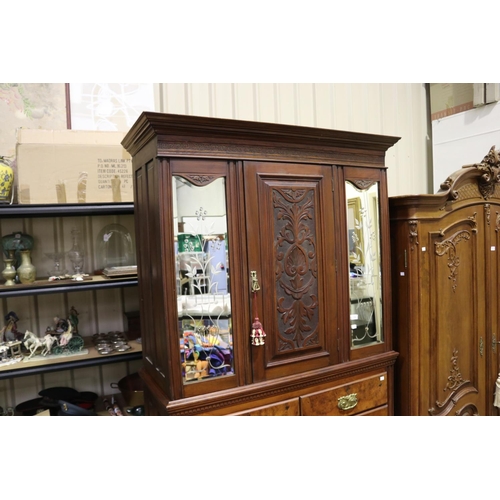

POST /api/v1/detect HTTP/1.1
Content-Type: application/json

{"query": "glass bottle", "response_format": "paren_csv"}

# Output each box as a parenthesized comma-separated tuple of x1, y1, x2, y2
(67, 228, 84, 276)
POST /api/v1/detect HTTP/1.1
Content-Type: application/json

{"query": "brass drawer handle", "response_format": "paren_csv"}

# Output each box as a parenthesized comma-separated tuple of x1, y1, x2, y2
(338, 393, 358, 411)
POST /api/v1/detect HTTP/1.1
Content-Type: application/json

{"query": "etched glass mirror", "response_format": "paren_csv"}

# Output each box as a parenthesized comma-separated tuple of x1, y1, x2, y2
(172, 175, 233, 384)
(346, 180, 383, 348)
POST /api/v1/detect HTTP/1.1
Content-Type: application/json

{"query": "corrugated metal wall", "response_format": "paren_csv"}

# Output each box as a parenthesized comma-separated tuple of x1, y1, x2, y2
(154, 83, 431, 196)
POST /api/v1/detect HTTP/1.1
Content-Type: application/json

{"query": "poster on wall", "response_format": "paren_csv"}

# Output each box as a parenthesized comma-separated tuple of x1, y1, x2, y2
(0, 83, 68, 159)
(69, 83, 156, 132)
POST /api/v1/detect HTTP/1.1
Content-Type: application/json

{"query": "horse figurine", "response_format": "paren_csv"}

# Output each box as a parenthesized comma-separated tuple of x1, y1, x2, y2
(40, 334, 58, 356)
(22, 330, 44, 359)
(23, 330, 61, 358)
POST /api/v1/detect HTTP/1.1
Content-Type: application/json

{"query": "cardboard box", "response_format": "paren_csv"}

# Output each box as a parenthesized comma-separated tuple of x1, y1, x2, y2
(16, 129, 133, 204)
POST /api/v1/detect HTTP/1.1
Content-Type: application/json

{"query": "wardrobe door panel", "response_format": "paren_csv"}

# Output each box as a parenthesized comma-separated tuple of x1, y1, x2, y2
(488, 203, 500, 415)
(244, 161, 338, 382)
(425, 209, 487, 416)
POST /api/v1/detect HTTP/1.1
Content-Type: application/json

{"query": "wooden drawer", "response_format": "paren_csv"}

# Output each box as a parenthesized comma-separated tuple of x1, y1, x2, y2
(357, 405, 389, 416)
(300, 372, 388, 416)
(230, 398, 300, 416)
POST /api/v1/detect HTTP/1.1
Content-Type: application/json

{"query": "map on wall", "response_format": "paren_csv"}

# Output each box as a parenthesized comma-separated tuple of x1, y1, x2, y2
(0, 83, 68, 159)
(69, 83, 155, 132)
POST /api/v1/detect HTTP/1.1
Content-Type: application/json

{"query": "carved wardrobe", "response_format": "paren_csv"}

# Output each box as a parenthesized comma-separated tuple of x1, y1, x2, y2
(122, 112, 399, 416)
(390, 146, 500, 416)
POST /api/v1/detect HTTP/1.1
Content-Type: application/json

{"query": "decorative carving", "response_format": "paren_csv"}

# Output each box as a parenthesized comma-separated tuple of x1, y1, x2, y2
(350, 179, 376, 190)
(440, 177, 459, 201)
(274, 187, 319, 351)
(455, 404, 479, 416)
(485, 204, 491, 225)
(439, 146, 500, 202)
(496, 211, 500, 233)
(184, 174, 216, 186)
(409, 220, 419, 249)
(467, 212, 478, 233)
(428, 349, 478, 416)
(435, 229, 472, 292)
(444, 349, 466, 392)
(472, 146, 500, 200)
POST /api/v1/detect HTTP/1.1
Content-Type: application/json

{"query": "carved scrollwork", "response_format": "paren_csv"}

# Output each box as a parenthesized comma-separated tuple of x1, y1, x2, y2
(350, 179, 376, 191)
(472, 146, 500, 200)
(409, 220, 419, 249)
(274, 187, 319, 351)
(485, 204, 491, 225)
(428, 349, 478, 416)
(435, 230, 471, 292)
(184, 174, 217, 186)
(455, 404, 479, 416)
(444, 349, 466, 392)
(440, 177, 459, 200)
(438, 146, 500, 202)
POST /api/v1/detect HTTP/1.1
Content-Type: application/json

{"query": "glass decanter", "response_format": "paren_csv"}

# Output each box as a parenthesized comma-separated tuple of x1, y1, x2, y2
(67, 228, 84, 276)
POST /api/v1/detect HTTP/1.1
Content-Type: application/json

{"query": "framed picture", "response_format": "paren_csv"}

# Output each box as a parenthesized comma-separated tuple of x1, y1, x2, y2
(67, 83, 155, 132)
(347, 197, 364, 265)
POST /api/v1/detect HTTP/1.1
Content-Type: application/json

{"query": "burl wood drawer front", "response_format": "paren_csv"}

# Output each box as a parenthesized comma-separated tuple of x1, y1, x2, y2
(357, 405, 389, 416)
(230, 398, 300, 416)
(300, 373, 388, 416)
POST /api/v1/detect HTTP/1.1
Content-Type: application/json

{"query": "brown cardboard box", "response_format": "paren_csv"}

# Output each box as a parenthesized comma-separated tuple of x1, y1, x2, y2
(16, 129, 133, 204)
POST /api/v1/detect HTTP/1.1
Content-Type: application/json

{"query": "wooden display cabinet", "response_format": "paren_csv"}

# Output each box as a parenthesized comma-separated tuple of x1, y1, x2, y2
(390, 146, 500, 416)
(122, 112, 399, 416)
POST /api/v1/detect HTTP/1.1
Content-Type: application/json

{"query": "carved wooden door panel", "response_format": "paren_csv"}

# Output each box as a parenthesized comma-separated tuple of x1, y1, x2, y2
(423, 207, 487, 416)
(487, 202, 500, 415)
(243, 161, 338, 382)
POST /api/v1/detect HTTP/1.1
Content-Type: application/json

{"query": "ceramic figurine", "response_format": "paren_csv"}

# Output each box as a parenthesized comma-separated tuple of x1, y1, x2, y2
(0, 311, 21, 342)
(69, 306, 79, 334)
(22, 330, 44, 359)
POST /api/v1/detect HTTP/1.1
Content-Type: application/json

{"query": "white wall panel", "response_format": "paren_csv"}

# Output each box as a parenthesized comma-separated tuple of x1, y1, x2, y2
(154, 83, 430, 196)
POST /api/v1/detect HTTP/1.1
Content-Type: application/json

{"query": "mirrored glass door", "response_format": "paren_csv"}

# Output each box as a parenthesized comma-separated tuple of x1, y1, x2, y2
(172, 175, 234, 384)
(346, 180, 383, 349)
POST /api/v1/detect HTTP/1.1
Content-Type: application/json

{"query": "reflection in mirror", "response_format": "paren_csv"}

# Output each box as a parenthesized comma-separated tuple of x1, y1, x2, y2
(346, 181, 383, 348)
(173, 175, 234, 384)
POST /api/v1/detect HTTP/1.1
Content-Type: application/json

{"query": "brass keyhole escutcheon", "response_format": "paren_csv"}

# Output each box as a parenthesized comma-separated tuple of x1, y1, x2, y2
(251, 270, 260, 292)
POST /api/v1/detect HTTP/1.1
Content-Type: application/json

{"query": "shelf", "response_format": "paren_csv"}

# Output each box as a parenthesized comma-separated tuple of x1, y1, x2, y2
(0, 275, 138, 298)
(0, 202, 134, 218)
(178, 314, 231, 320)
(0, 338, 142, 380)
